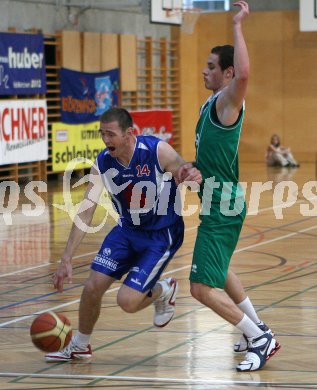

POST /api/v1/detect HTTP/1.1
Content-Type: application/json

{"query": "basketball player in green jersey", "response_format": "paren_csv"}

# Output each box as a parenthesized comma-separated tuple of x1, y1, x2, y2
(180, 1, 280, 371)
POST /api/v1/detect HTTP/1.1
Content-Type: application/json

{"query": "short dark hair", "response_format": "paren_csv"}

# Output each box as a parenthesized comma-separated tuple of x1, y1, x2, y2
(211, 45, 234, 71)
(100, 107, 133, 131)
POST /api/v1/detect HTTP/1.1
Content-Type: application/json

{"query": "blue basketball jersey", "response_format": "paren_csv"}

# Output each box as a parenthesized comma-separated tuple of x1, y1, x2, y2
(96, 135, 182, 230)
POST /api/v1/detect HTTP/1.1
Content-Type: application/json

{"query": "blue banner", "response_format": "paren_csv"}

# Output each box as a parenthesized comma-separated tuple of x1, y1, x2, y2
(0, 32, 46, 95)
(60, 68, 120, 124)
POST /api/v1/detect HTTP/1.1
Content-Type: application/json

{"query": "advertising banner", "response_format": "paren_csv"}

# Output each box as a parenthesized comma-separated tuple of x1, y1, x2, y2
(0, 32, 46, 95)
(60, 68, 120, 124)
(0, 100, 48, 165)
(130, 109, 173, 144)
(52, 121, 105, 172)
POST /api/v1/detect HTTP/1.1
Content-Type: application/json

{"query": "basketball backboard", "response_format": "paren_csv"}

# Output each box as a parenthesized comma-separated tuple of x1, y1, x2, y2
(150, 0, 230, 26)
(150, 0, 183, 25)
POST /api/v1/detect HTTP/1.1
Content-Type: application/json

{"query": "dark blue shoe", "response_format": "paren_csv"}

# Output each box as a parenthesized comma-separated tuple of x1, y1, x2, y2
(236, 332, 281, 372)
(234, 321, 272, 352)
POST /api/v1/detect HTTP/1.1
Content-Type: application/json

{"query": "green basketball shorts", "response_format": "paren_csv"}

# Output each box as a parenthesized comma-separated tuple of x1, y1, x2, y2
(190, 203, 246, 289)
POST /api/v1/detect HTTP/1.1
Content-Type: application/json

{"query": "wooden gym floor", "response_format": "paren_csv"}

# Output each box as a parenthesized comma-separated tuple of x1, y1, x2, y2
(0, 162, 317, 389)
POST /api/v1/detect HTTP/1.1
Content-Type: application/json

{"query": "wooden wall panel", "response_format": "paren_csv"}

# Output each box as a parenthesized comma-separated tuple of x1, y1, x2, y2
(283, 11, 317, 162)
(83, 32, 101, 71)
(101, 34, 119, 71)
(177, 24, 199, 161)
(61, 30, 81, 70)
(240, 11, 284, 162)
(120, 34, 137, 91)
(179, 10, 317, 162)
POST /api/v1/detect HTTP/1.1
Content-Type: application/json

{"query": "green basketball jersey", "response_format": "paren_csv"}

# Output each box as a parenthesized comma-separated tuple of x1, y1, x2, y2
(195, 93, 245, 207)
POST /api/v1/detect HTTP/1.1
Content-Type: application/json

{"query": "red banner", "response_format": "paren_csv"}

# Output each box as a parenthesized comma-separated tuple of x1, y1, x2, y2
(130, 109, 173, 144)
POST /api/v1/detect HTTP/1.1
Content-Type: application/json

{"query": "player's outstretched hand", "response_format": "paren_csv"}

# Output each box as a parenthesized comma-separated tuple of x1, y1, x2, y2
(233, 1, 249, 24)
(177, 162, 202, 185)
(52, 259, 73, 293)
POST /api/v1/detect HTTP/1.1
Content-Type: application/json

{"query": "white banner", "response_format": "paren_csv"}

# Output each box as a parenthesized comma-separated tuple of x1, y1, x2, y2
(0, 100, 48, 165)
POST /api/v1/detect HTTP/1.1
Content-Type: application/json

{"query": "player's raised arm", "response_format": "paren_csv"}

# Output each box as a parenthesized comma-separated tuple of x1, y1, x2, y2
(217, 1, 249, 122)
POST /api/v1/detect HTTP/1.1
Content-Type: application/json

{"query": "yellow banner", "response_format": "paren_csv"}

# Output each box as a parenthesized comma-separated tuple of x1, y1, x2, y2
(52, 122, 105, 172)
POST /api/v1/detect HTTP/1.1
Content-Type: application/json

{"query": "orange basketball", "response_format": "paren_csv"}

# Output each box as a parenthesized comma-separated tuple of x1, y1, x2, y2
(30, 311, 72, 352)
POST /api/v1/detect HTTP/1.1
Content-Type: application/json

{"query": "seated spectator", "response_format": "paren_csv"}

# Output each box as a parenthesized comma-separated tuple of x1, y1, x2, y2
(266, 134, 299, 167)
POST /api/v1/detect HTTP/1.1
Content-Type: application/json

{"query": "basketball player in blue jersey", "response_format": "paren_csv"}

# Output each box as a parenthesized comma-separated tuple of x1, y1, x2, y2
(46, 107, 202, 362)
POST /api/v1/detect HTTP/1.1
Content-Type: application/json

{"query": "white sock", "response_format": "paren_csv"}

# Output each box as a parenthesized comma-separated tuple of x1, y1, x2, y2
(238, 297, 261, 324)
(74, 331, 91, 346)
(157, 279, 170, 298)
(236, 314, 263, 339)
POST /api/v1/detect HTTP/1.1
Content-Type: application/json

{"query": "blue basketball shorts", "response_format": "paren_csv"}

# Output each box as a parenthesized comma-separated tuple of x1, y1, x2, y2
(91, 220, 184, 293)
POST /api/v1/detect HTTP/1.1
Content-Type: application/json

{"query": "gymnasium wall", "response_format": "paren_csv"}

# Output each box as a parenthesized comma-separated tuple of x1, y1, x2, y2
(0, 1, 170, 39)
(177, 10, 317, 163)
